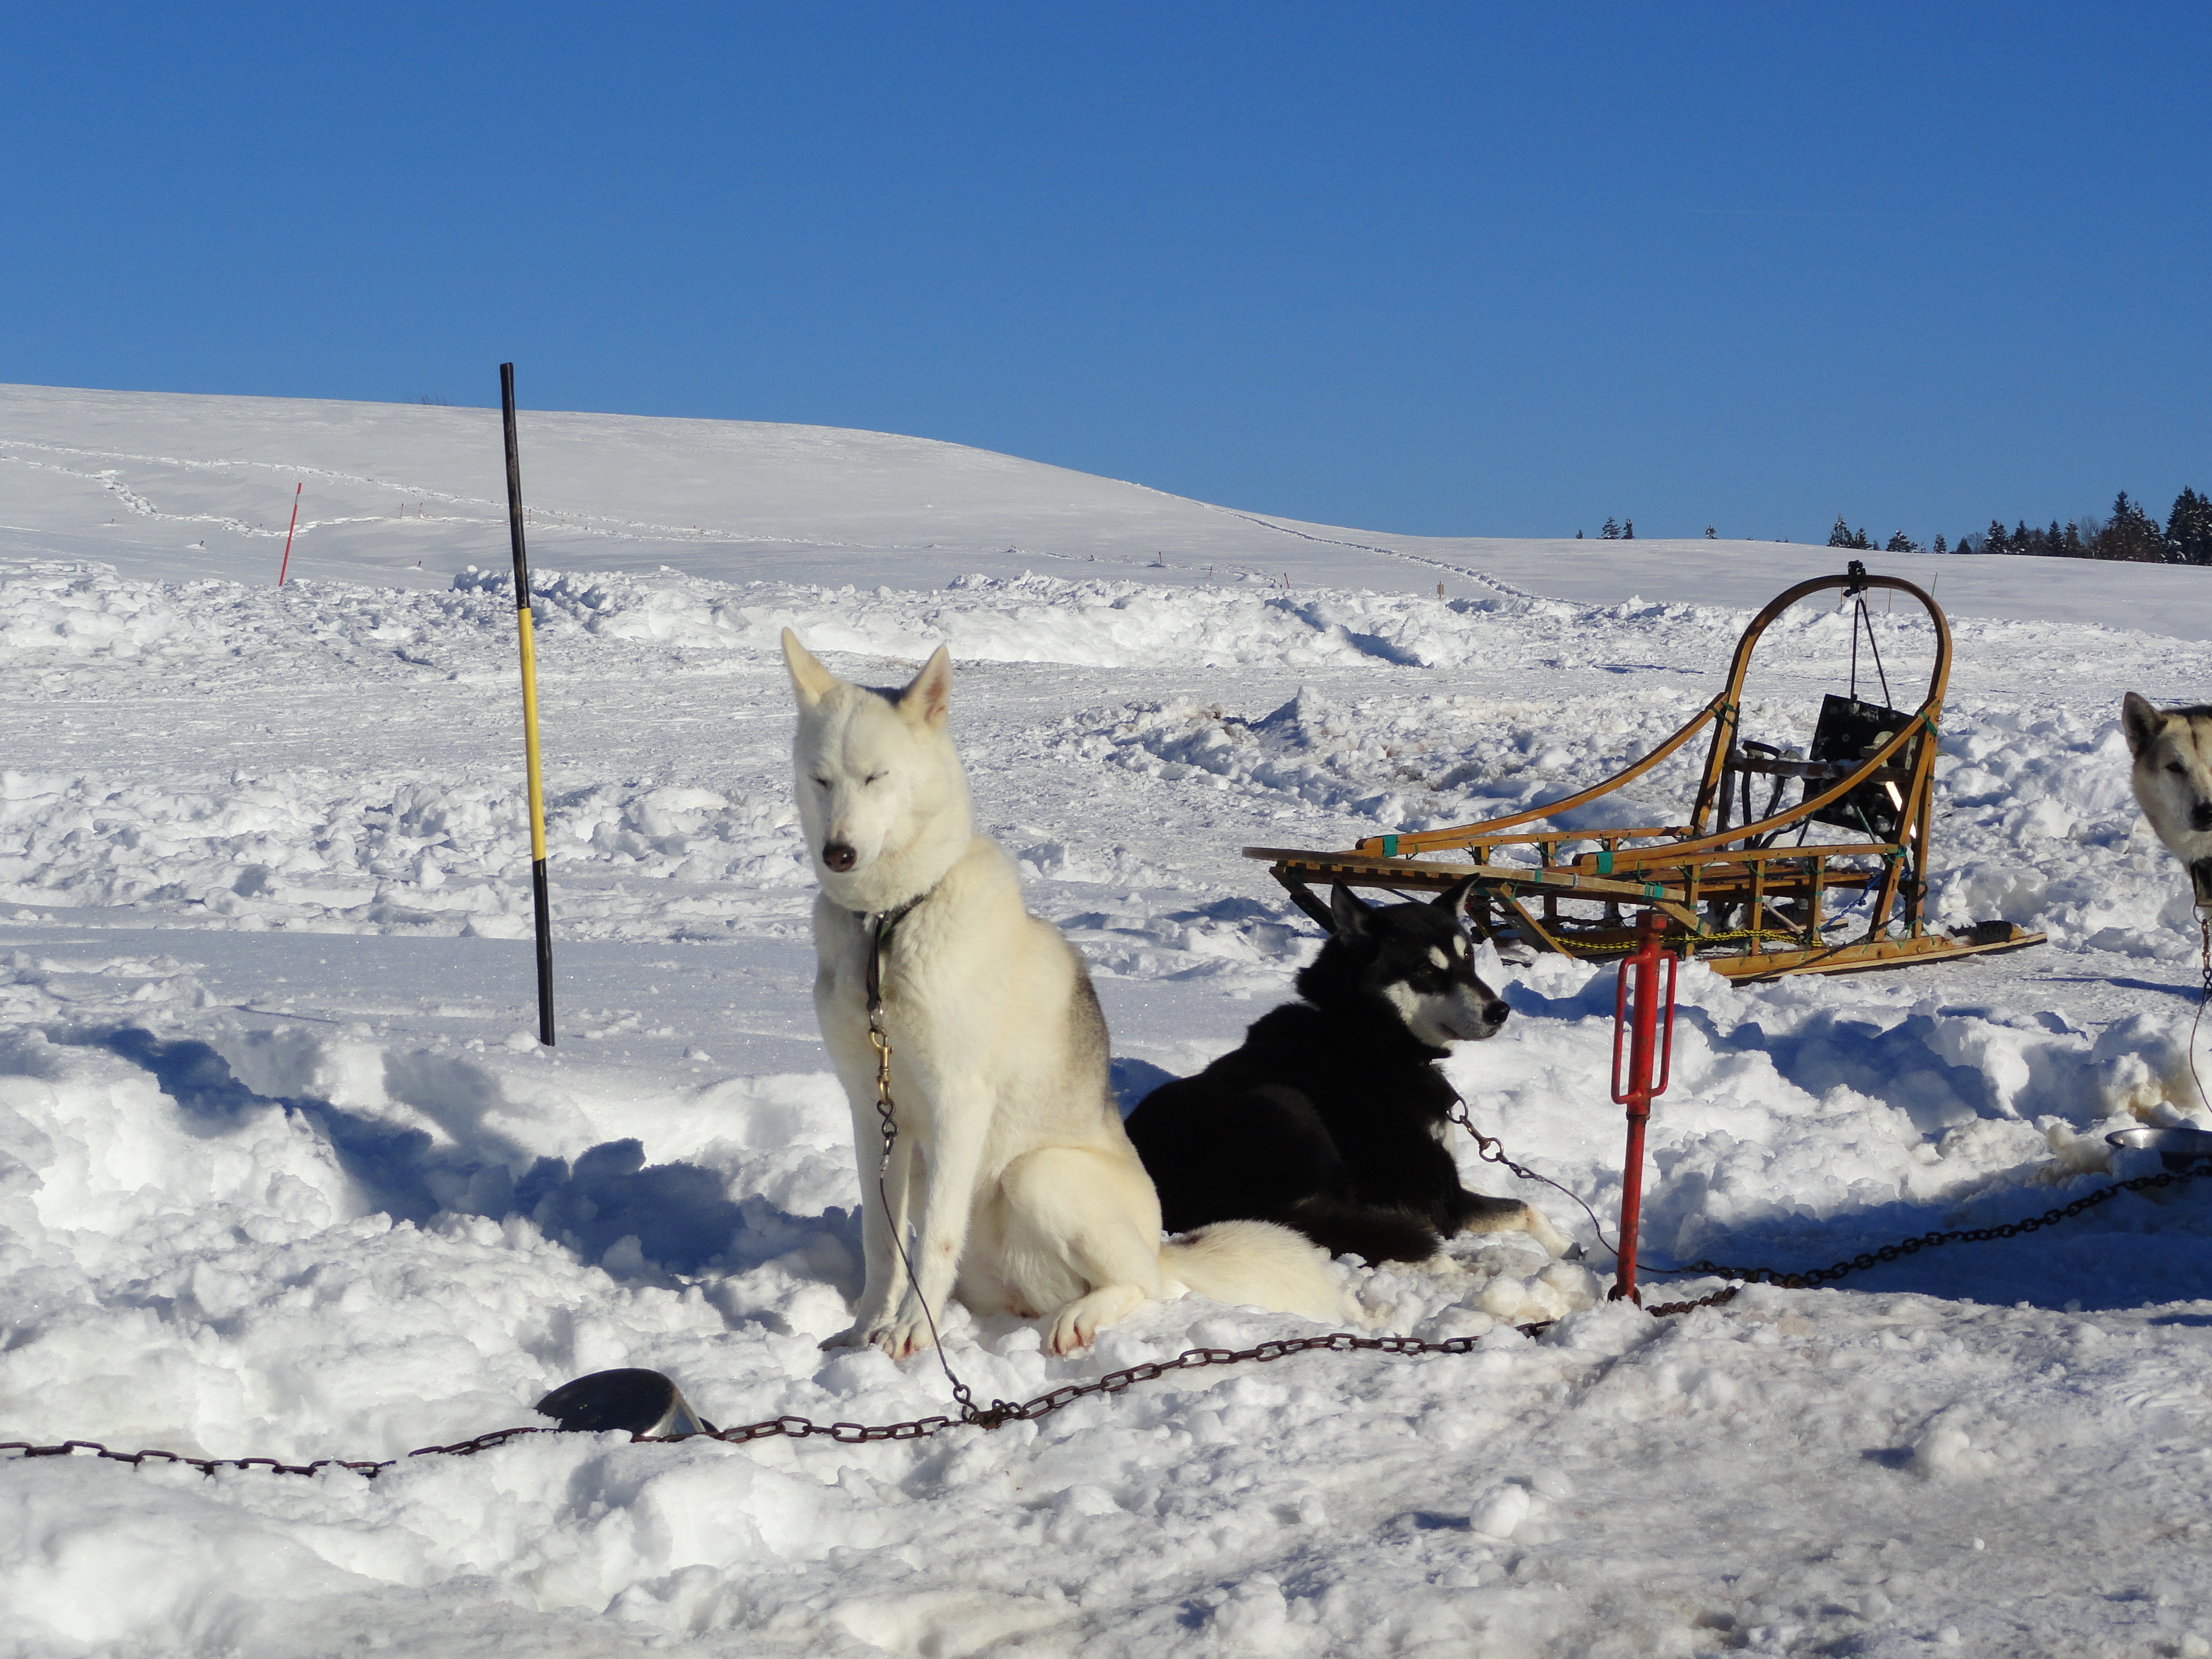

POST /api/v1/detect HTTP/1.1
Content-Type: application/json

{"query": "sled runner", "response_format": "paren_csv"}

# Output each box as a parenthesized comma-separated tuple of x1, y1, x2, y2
(1247, 564, 2045, 981)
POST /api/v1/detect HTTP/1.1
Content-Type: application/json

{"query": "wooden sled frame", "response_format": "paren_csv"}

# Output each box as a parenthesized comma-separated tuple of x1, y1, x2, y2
(1247, 565, 2046, 981)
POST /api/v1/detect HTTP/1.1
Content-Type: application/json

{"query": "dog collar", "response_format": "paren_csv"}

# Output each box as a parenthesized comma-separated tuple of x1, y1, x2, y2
(856, 888, 934, 1015)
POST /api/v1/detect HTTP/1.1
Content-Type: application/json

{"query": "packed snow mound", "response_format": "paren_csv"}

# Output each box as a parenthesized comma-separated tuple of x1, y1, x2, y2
(0, 557, 510, 680)
(0, 955, 1591, 1458)
(0, 767, 810, 938)
(462, 565, 1535, 669)
(1061, 685, 1701, 834)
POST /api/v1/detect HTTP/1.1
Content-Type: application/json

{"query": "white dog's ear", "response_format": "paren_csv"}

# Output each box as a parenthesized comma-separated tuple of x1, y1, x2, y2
(900, 645, 954, 729)
(2122, 692, 2165, 759)
(782, 628, 840, 708)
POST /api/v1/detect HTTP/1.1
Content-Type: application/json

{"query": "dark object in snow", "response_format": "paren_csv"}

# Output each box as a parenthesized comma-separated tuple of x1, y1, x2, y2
(2106, 1126, 2212, 1173)
(535, 1369, 716, 1437)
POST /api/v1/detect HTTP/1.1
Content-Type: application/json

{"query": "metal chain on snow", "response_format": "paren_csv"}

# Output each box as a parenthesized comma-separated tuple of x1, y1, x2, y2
(13, 1153, 2210, 1481)
(0, 1429, 544, 1481)
(1443, 1081, 2212, 1318)
(1638, 1159, 2212, 1315)
(0, 1328, 1537, 1479)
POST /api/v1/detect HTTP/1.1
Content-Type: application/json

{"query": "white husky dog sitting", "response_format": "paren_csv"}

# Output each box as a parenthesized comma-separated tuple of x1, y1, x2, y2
(782, 632, 1348, 1358)
(2123, 692, 2212, 900)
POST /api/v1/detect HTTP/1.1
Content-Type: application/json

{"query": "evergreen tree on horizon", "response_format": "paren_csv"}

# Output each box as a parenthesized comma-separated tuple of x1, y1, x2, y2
(2093, 491, 2165, 562)
(2168, 487, 2212, 565)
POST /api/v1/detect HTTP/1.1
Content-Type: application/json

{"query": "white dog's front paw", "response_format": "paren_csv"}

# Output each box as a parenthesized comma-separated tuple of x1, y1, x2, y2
(1046, 1305, 1094, 1357)
(877, 1323, 934, 1362)
(1046, 1285, 1146, 1356)
(820, 1303, 902, 1351)
(820, 1317, 934, 1360)
(866, 1305, 938, 1362)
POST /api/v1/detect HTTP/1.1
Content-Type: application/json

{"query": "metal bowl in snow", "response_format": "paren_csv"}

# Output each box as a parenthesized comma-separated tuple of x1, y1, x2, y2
(2105, 1126, 2212, 1172)
(535, 1369, 716, 1438)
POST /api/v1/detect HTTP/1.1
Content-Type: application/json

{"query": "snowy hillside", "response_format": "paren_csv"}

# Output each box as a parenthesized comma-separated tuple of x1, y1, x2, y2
(9, 381, 2212, 633)
(4, 384, 2212, 1656)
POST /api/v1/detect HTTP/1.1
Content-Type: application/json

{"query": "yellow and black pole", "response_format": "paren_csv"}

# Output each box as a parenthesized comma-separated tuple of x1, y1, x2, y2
(499, 362, 556, 1046)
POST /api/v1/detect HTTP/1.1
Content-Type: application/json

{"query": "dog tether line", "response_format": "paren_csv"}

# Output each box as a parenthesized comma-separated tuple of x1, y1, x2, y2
(2191, 860, 2212, 1112)
(1442, 1082, 1620, 1260)
(858, 888, 997, 1422)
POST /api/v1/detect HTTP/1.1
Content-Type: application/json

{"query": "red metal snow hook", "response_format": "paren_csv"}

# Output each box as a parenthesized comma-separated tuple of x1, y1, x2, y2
(1609, 911, 1678, 1304)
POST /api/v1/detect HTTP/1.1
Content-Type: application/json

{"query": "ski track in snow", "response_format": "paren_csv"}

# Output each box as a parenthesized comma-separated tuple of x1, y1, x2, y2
(3, 388, 2212, 1657)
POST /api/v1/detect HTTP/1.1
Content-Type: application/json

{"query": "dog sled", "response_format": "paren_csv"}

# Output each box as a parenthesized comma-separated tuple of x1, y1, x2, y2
(1246, 563, 2045, 981)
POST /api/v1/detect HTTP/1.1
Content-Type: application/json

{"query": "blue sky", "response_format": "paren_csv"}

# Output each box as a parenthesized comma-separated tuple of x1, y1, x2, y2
(5, 3, 2206, 543)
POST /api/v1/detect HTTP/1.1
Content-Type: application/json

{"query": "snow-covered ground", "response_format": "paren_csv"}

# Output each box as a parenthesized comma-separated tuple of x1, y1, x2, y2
(4, 384, 2212, 1657)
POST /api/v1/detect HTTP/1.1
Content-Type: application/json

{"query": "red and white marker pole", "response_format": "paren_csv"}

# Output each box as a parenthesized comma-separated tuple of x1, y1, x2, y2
(1609, 911, 1678, 1303)
(276, 483, 302, 585)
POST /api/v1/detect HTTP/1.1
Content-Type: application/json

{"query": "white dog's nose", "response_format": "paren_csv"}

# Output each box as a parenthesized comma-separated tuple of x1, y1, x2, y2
(823, 841, 858, 872)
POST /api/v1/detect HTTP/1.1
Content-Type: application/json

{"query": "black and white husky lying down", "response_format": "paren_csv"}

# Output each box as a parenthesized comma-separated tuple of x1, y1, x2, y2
(1126, 880, 1571, 1264)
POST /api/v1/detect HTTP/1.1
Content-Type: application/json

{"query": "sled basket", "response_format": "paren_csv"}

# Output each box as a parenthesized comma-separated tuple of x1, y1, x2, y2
(1246, 565, 2045, 981)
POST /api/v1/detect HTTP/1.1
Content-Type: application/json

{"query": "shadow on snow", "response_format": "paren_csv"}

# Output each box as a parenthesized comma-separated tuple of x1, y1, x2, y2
(73, 1026, 840, 1283)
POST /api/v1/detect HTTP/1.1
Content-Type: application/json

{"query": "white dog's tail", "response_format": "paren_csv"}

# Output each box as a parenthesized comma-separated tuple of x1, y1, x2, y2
(1158, 1220, 1354, 1325)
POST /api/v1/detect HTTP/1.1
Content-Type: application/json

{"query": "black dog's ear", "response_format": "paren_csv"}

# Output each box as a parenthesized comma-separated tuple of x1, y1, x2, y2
(1429, 876, 1477, 919)
(1329, 884, 1373, 940)
(2122, 691, 2164, 760)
